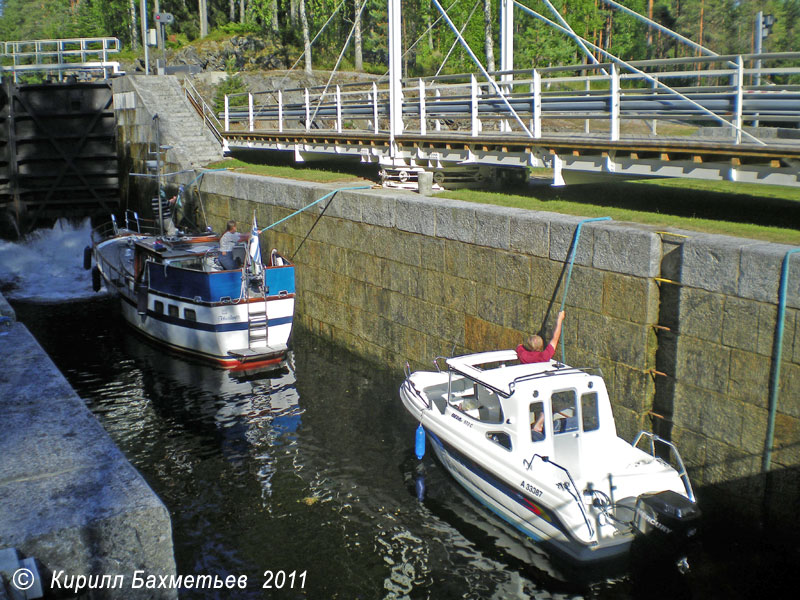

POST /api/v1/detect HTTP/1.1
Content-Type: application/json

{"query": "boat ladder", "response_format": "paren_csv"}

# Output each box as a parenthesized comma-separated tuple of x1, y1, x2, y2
(246, 287, 268, 350)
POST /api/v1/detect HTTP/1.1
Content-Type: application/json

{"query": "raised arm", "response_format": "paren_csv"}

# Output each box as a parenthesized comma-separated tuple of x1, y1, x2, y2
(549, 311, 566, 352)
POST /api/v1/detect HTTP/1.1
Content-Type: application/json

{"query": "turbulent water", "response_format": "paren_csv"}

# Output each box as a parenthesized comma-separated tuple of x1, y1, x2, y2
(2, 221, 795, 599)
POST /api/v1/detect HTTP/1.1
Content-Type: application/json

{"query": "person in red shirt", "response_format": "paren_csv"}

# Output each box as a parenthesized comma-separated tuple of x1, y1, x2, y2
(516, 310, 565, 363)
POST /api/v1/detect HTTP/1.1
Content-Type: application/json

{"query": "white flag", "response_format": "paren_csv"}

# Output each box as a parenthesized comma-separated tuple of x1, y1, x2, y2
(248, 211, 263, 276)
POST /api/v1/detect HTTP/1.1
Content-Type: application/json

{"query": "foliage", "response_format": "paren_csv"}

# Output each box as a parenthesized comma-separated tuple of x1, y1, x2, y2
(213, 57, 249, 113)
(1, 1, 798, 75)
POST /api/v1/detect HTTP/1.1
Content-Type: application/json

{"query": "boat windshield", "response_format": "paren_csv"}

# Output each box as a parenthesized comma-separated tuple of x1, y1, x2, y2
(447, 373, 504, 424)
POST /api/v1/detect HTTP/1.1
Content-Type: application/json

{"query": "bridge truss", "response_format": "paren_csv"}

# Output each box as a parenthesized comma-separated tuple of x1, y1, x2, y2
(208, 1, 800, 189)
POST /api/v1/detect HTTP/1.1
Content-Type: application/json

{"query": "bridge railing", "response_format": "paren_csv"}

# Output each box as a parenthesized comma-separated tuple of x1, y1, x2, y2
(222, 52, 800, 145)
(0, 37, 121, 81)
(225, 79, 392, 135)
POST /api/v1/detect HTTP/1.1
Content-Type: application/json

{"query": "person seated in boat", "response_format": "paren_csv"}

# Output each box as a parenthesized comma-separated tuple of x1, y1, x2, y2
(151, 189, 178, 236)
(531, 407, 546, 442)
(517, 310, 565, 363)
(219, 220, 242, 270)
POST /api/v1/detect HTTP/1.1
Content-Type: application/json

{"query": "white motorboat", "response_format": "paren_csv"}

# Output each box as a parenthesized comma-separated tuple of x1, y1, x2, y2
(400, 350, 700, 565)
(87, 211, 294, 371)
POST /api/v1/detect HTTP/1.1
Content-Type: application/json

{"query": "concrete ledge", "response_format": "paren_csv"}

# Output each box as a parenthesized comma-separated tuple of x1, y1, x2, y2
(0, 320, 176, 599)
(0, 293, 13, 324)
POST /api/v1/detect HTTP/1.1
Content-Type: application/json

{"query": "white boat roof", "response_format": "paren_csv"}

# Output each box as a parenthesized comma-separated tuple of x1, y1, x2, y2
(445, 349, 584, 396)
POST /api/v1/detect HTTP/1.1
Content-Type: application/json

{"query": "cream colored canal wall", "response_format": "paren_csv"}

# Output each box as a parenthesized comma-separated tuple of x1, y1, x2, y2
(113, 75, 800, 530)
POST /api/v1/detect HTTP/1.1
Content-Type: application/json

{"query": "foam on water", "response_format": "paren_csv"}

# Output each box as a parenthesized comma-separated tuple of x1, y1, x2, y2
(0, 219, 102, 302)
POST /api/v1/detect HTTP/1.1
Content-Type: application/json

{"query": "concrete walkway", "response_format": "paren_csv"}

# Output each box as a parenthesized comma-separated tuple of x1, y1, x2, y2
(0, 295, 176, 599)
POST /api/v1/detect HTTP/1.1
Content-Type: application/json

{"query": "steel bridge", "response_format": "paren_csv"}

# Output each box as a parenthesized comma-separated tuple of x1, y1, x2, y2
(194, 0, 800, 189)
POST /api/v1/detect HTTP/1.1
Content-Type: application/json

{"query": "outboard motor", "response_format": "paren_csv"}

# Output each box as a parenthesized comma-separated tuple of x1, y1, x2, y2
(83, 246, 92, 270)
(633, 490, 700, 559)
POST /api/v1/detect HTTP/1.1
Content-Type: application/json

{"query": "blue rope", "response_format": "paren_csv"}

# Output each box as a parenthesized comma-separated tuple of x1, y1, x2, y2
(560, 216, 611, 363)
(259, 185, 372, 233)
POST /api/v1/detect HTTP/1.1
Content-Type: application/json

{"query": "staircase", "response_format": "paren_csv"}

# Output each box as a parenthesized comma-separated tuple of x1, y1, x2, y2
(127, 75, 223, 169)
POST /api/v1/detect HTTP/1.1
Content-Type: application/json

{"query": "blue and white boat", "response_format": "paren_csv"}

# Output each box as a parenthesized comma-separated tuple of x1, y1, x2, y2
(88, 211, 294, 371)
(401, 350, 700, 566)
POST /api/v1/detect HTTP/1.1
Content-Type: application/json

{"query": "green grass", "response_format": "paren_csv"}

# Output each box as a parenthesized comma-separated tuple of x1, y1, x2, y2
(440, 176, 800, 245)
(206, 158, 372, 184)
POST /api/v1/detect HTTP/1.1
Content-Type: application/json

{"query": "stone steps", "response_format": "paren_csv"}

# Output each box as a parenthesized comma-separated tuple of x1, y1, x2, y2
(129, 75, 224, 169)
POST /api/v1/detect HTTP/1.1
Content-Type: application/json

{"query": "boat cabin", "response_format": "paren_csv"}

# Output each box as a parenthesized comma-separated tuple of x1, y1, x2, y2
(435, 350, 618, 477)
(125, 234, 294, 305)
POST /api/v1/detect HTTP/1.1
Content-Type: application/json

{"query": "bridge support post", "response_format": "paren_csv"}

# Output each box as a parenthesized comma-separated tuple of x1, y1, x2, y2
(610, 63, 620, 142)
(501, 0, 513, 75)
(336, 85, 343, 133)
(419, 79, 426, 136)
(278, 90, 284, 133)
(224, 95, 230, 131)
(734, 56, 744, 144)
(471, 74, 480, 137)
(372, 83, 379, 134)
(530, 70, 541, 138)
(436, 88, 443, 132)
(388, 0, 403, 145)
(304, 89, 311, 132)
(248, 93, 254, 132)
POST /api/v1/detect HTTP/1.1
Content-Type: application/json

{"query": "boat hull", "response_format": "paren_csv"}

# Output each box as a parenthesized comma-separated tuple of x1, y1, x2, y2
(93, 232, 294, 371)
(424, 426, 631, 565)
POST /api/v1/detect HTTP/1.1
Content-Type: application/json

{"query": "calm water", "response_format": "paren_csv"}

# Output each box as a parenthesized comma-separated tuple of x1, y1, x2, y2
(2, 222, 795, 599)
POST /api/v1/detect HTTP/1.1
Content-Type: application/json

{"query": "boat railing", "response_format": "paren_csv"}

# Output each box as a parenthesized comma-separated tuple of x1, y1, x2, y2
(524, 453, 595, 539)
(401, 375, 431, 410)
(433, 356, 448, 372)
(91, 213, 161, 244)
(508, 366, 603, 395)
(123, 209, 142, 233)
(633, 431, 696, 502)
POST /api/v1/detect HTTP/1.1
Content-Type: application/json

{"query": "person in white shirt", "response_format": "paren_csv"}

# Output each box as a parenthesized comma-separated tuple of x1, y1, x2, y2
(219, 220, 241, 270)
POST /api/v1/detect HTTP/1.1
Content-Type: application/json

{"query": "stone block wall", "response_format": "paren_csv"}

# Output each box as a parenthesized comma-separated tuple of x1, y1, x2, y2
(187, 170, 799, 527)
(196, 172, 663, 445)
(658, 233, 800, 523)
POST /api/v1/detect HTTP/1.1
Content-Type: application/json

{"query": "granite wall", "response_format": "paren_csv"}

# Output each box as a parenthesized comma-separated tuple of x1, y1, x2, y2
(193, 171, 799, 527)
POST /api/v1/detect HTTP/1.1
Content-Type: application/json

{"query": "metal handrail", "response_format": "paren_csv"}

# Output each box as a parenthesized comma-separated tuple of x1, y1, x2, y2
(401, 378, 430, 410)
(1, 37, 120, 59)
(183, 77, 224, 145)
(0, 37, 121, 81)
(633, 431, 696, 502)
(523, 453, 594, 539)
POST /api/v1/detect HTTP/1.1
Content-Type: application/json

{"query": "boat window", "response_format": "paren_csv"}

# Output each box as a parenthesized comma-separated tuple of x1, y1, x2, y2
(447, 375, 475, 407)
(530, 401, 546, 442)
(552, 390, 579, 434)
(168, 305, 179, 318)
(486, 431, 512, 451)
(581, 392, 600, 432)
(184, 308, 197, 322)
(450, 381, 504, 424)
(154, 301, 164, 314)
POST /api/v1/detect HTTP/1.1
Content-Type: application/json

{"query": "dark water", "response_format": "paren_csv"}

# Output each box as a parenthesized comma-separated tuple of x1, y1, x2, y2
(12, 296, 799, 600)
(1, 219, 794, 598)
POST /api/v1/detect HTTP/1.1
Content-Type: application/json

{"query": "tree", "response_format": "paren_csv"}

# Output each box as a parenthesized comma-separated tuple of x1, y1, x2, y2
(354, 0, 363, 71)
(299, 0, 312, 73)
(484, 0, 494, 72)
